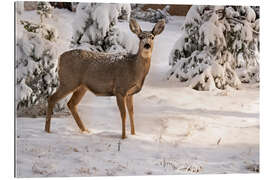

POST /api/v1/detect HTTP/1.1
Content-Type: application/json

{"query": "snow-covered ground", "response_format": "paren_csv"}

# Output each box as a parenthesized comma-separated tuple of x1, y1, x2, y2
(16, 11, 259, 177)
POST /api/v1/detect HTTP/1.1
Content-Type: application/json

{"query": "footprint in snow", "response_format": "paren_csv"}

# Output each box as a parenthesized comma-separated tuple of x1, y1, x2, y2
(145, 95, 166, 104)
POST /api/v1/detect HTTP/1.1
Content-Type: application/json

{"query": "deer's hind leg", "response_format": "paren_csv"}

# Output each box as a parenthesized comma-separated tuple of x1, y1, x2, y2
(67, 86, 88, 132)
(45, 84, 78, 133)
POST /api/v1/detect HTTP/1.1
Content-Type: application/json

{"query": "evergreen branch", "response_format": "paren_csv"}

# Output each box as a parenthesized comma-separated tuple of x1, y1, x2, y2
(214, 9, 259, 36)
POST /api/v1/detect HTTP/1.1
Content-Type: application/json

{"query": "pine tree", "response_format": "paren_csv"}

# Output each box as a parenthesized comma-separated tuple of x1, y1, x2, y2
(71, 3, 132, 53)
(131, 4, 171, 23)
(16, 5, 63, 116)
(37, 2, 53, 24)
(167, 5, 259, 91)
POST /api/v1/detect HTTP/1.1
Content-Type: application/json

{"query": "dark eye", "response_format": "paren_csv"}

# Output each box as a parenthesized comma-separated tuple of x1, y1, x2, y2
(139, 36, 143, 40)
(151, 36, 154, 40)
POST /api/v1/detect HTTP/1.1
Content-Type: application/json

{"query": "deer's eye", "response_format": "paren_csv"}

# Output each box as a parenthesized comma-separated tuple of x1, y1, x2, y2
(139, 36, 143, 40)
(151, 36, 154, 40)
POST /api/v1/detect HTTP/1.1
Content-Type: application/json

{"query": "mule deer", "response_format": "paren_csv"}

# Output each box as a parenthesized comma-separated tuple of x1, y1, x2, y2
(45, 19, 165, 139)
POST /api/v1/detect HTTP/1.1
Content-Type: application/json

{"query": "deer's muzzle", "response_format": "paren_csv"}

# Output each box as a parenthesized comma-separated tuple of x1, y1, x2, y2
(144, 43, 151, 49)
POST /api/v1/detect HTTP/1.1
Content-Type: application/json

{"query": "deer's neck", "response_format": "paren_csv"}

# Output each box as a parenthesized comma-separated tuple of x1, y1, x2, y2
(134, 51, 152, 88)
(136, 52, 151, 73)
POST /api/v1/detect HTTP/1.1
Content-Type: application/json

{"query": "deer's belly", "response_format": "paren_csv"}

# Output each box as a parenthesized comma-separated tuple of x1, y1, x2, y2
(84, 80, 114, 96)
(90, 89, 114, 96)
(94, 92, 114, 96)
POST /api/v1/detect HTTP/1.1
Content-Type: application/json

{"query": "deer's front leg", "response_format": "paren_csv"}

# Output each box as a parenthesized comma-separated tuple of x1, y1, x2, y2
(126, 95, 135, 135)
(116, 94, 127, 139)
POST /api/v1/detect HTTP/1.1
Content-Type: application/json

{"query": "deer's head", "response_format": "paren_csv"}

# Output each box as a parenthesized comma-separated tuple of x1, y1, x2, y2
(129, 18, 165, 59)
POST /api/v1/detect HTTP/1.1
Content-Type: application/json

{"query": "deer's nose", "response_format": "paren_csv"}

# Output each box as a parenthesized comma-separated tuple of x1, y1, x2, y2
(144, 43, 151, 49)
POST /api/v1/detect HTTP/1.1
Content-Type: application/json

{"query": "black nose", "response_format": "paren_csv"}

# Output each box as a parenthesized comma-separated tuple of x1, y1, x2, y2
(144, 43, 151, 49)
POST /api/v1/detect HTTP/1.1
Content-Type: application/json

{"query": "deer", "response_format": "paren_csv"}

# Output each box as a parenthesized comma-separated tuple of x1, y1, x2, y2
(45, 18, 165, 139)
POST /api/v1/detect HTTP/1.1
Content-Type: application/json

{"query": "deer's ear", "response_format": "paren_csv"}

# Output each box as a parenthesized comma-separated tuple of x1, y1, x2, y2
(152, 19, 165, 36)
(129, 18, 142, 35)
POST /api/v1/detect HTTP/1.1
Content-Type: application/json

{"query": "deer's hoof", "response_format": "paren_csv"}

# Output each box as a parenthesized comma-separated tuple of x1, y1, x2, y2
(81, 129, 90, 134)
(121, 135, 126, 139)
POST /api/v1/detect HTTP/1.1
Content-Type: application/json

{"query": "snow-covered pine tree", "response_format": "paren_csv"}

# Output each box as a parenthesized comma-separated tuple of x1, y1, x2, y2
(229, 6, 260, 83)
(131, 4, 171, 23)
(16, 5, 64, 116)
(167, 5, 259, 91)
(71, 3, 133, 53)
(37, 2, 53, 24)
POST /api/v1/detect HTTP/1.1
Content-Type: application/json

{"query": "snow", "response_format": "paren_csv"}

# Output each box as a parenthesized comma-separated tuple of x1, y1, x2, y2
(199, 13, 226, 47)
(243, 6, 256, 22)
(225, 7, 238, 19)
(241, 21, 253, 42)
(184, 6, 202, 25)
(16, 14, 259, 177)
(16, 79, 33, 105)
(72, 3, 132, 53)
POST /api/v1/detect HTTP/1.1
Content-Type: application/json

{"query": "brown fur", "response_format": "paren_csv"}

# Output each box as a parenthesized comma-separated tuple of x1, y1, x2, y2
(45, 19, 165, 139)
